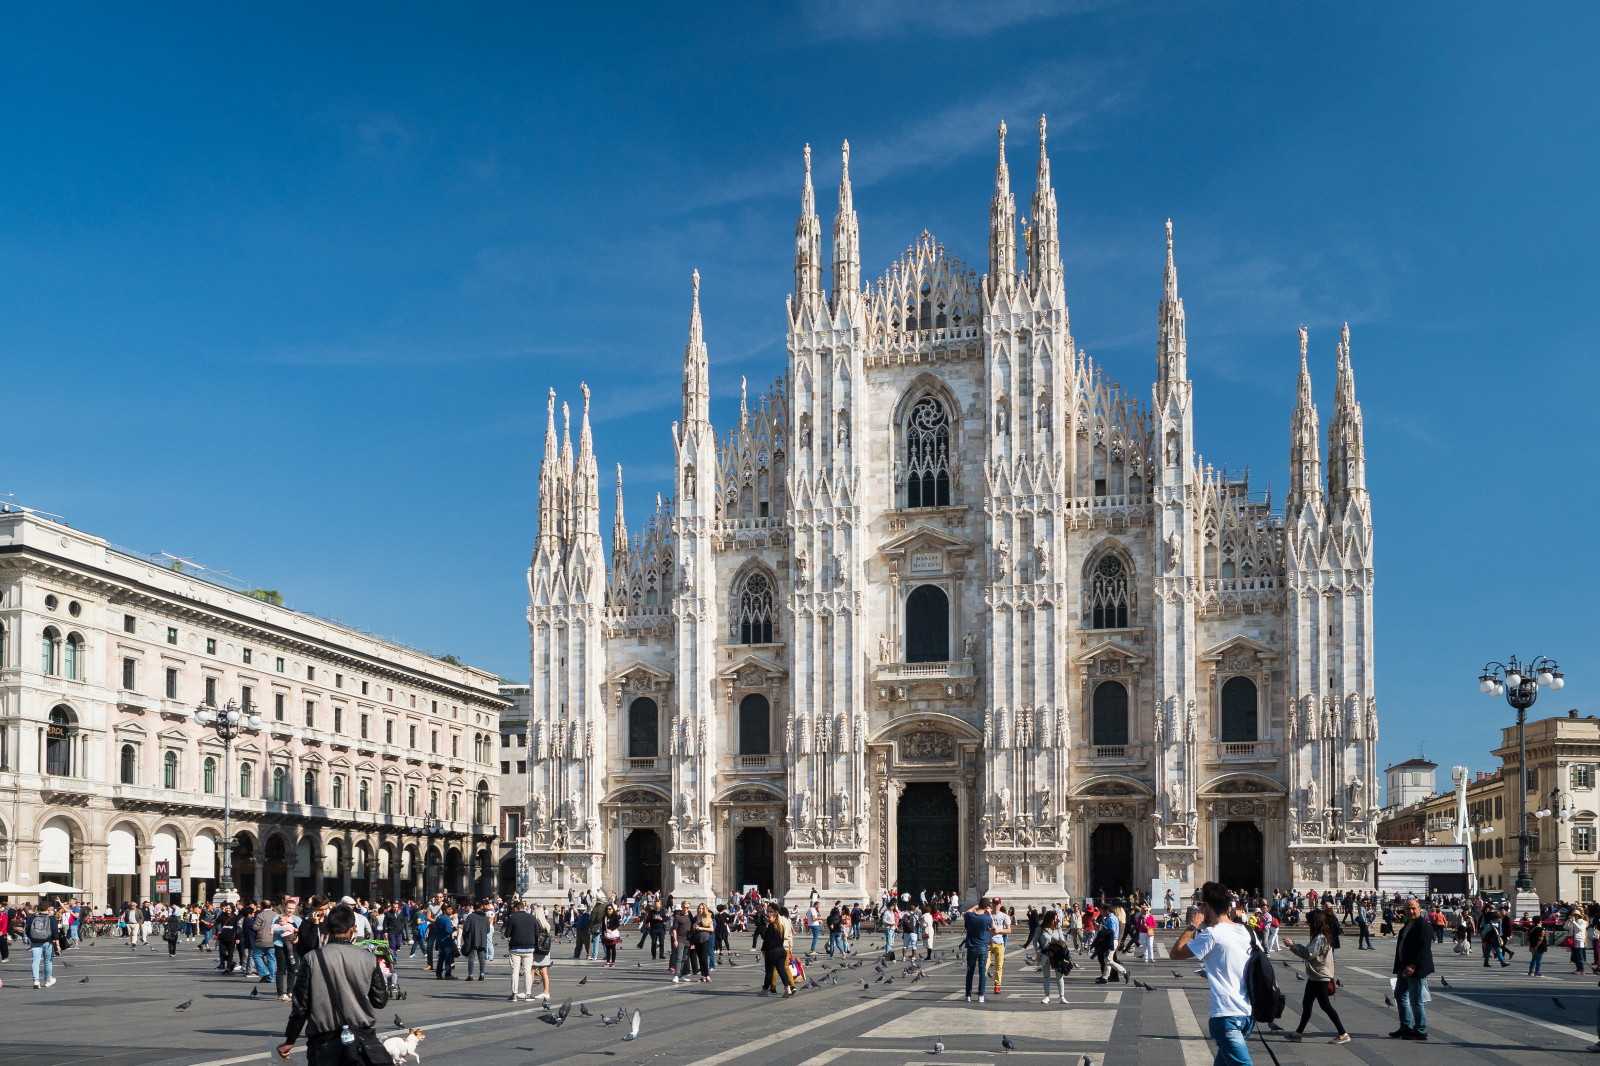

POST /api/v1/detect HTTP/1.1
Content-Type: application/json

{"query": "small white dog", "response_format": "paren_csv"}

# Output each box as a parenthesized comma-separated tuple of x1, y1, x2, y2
(382, 1028, 425, 1066)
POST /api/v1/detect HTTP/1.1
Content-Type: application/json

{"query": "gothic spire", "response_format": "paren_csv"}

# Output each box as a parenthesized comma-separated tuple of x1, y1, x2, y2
(611, 462, 627, 561)
(1028, 114, 1061, 298)
(988, 120, 1016, 298)
(1286, 326, 1323, 519)
(831, 141, 860, 312)
(1156, 220, 1187, 388)
(537, 387, 560, 553)
(573, 381, 600, 541)
(682, 269, 709, 427)
(1327, 323, 1367, 517)
(794, 143, 823, 316)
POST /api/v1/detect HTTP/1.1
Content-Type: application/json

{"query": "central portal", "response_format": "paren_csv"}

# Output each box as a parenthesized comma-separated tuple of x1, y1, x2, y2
(734, 827, 775, 894)
(1089, 823, 1134, 901)
(1217, 821, 1264, 895)
(896, 782, 959, 896)
(624, 829, 662, 893)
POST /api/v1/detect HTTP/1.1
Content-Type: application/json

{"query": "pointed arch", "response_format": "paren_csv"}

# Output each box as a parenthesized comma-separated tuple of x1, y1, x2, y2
(729, 559, 778, 644)
(894, 374, 960, 510)
(1083, 538, 1135, 630)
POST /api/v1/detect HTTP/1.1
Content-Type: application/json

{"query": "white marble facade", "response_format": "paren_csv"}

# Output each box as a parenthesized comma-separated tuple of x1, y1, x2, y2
(522, 119, 1379, 905)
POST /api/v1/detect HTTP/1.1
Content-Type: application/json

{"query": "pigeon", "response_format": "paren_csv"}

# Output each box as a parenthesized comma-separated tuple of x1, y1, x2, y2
(875, 973, 884, 983)
(1267, 1022, 1283, 1032)
(394, 1015, 405, 1029)
(932, 1039, 945, 1054)
(249, 985, 258, 998)
(1383, 994, 1394, 1007)
(557, 998, 572, 1024)
(885, 978, 893, 986)
(861, 980, 870, 990)
(1554, 997, 1567, 1010)
(1294, 972, 1303, 982)
(176, 1000, 193, 1011)
(1439, 976, 1451, 989)
(636, 962, 643, 968)
(622, 1009, 642, 1041)
(617, 1007, 626, 1022)
(600, 1015, 616, 1027)
(80, 976, 91, 984)
(727, 957, 737, 967)
(1171, 971, 1183, 979)
(579, 975, 589, 986)
(1002, 1034, 1016, 1052)
(580, 1003, 593, 1017)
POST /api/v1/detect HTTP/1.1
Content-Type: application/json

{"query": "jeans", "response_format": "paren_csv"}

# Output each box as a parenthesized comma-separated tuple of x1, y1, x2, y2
(1484, 943, 1506, 966)
(464, 948, 486, 977)
(1358, 926, 1373, 949)
(1395, 974, 1427, 1033)
(1041, 957, 1067, 999)
(1295, 979, 1345, 1035)
(253, 946, 277, 983)
(31, 941, 55, 983)
(1529, 952, 1544, 975)
(1574, 946, 1588, 972)
(810, 925, 821, 952)
(1207, 1015, 1255, 1066)
(964, 945, 989, 997)
(828, 931, 847, 955)
(275, 946, 297, 996)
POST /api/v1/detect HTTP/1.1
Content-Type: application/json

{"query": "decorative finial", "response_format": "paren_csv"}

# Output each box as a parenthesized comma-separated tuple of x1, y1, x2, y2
(804, 143, 811, 178)
(581, 381, 591, 409)
(841, 139, 851, 178)
(1038, 113, 1047, 154)
(1299, 325, 1308, 366)
(1166, 218, 1173, 250)
(999, 119, 1007, 150)
(692, 268, 700, 300)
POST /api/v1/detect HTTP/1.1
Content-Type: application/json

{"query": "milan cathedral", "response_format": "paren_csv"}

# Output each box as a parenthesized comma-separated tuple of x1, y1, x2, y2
(521, 118, 1379, 905)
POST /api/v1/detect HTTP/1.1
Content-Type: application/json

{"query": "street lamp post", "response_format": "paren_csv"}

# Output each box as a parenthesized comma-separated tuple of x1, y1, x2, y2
(193, 698, 264, 903)
(1478, 655, 1563, 915)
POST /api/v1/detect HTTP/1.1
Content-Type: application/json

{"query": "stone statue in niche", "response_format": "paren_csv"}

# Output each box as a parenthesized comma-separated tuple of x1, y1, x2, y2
(1165, 532, 1182, 572)
(963, 631, 977, 660)
(878, 632, 891, 661)
(1035, 540, 1050, 577)
(794, 550, 808, 588)
(997, 786, 1012, 822)
(994, 541, 1010, 578)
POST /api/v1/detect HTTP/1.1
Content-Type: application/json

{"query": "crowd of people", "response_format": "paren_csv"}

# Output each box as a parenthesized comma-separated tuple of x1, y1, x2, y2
(8, 883, 1600, 1063)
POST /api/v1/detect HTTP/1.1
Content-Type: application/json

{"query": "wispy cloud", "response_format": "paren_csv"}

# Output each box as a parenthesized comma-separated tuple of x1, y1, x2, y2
(695, 61, 1133, 210)
(803, 0, 1120, 40)
(256, 341, 589, 369)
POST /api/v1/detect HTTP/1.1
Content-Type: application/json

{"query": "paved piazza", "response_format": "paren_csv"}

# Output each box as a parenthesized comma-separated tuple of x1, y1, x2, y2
(4, 933, 1593, 1066)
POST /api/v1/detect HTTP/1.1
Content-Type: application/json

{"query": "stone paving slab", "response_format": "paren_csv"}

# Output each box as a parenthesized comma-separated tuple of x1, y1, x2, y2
(2, 933, 1595, 1066)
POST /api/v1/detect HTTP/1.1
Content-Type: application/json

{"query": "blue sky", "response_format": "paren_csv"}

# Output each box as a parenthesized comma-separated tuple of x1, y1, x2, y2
(4, 2, 1596, 799)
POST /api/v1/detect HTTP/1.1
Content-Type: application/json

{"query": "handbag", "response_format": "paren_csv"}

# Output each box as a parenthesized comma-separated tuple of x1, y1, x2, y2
(315, 949, 390, 1066)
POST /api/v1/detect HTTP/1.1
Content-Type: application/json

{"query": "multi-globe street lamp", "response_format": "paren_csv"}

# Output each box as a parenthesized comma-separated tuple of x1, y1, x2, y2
(193, 698, 263, 902)
(1477, 656, 1563, 903)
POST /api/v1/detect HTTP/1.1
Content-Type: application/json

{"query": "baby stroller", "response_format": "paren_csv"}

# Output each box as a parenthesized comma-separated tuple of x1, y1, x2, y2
(358, 938, 407, 1000)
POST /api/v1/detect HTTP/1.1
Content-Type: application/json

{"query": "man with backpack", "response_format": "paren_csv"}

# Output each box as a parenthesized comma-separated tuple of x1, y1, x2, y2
(1171, 882, 1272, 1066)
(898, 904, 918, 960)
(26, 904, 61, 988)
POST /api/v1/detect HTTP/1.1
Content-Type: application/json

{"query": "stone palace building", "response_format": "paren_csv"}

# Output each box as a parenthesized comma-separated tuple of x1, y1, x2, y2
(0, 505, 506, 908)
(521, 119, 1380, 905)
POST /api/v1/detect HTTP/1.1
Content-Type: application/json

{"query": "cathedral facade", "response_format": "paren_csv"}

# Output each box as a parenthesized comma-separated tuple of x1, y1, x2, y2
(521, 119, 1379, 906)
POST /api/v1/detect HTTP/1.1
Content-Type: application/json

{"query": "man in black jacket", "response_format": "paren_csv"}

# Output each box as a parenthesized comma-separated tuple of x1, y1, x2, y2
(278, 905, 387, 1066)
(1391, 897, 1435, 1041)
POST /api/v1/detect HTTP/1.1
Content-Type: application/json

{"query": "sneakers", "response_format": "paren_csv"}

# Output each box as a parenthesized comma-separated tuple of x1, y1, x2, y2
(673, 975, 681, 983)
(964, 995, 972, 1002)
(1042, 996, 1051, 1004)
(1584, 1042, 1600, 1053)
(45, 978, 56, 988)
(33, 981, 41, 989)
(1285, 1033, 1303, 1043)
(1389, 1028, 1414, 1039)
(1331, 1034, 1351, 1044)
(993, 985, 1002, 994)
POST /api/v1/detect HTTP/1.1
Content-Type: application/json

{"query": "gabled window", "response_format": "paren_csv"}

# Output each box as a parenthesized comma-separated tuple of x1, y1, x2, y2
(905, 396, 951, 508)
(733, 572, 775, 644)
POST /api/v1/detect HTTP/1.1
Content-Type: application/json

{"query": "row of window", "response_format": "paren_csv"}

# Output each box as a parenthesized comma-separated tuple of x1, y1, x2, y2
(115, 743, 493, 820)
(626, 694, 772, 759)
(500, 760, 527, 775)
(1091, 677, 1260, 746)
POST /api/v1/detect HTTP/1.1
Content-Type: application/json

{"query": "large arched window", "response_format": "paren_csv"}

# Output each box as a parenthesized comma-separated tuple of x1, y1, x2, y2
(382, 782, 394, 814)
(1088, 555, 1131, 629)
(163, 750, 178, 789)
(476, 780, 491, 824)
(628, 697, 659, 758)
(905, 396, 951, 508)
(332, 775, 344, 808)
(739, 693, 771, 755)
(203, 756, 217, 794)
(41, 627, 60, 676)
(304, 771, 318, 806)
(733, 571, 775, 644)
(64, 633, 82, 680)
(905, 585, 949, 663)
(359, 779, 370, 811)
(46, 706, 75, 775)
(240, 761, 253, 798)
(272, 766, 287, 801)
(120, 743, 137, 784)
(1221, 676, 1259, 742)
(407, 786, 418, 816)
(1092, 681, 1130, 746)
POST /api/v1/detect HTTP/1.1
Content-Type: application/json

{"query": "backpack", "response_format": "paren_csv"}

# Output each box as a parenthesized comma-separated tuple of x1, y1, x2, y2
(1244, 928, 1286, 1023)
(27, 913, 53, 942)
(898, 912, 915, 934)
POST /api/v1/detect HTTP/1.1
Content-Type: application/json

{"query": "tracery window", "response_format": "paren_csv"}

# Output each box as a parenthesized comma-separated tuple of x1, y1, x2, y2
(733, 571, 775, 644)
(1220, 676, 1258, 742)
(1088, 556, 1131, 629)
(905, 397, 951, 508)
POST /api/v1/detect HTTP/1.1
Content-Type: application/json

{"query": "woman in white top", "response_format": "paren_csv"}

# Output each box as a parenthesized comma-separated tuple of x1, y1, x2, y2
(918, 905, 935, 961)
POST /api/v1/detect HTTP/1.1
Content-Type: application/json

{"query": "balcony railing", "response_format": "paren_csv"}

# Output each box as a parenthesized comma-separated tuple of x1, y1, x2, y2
(1222, 743, 1258, 756)
(1094, 746, 1127, 759)
(737, 754, 771, 769)
(626, 757, 660, 772)
(875, 660, 974, 681)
